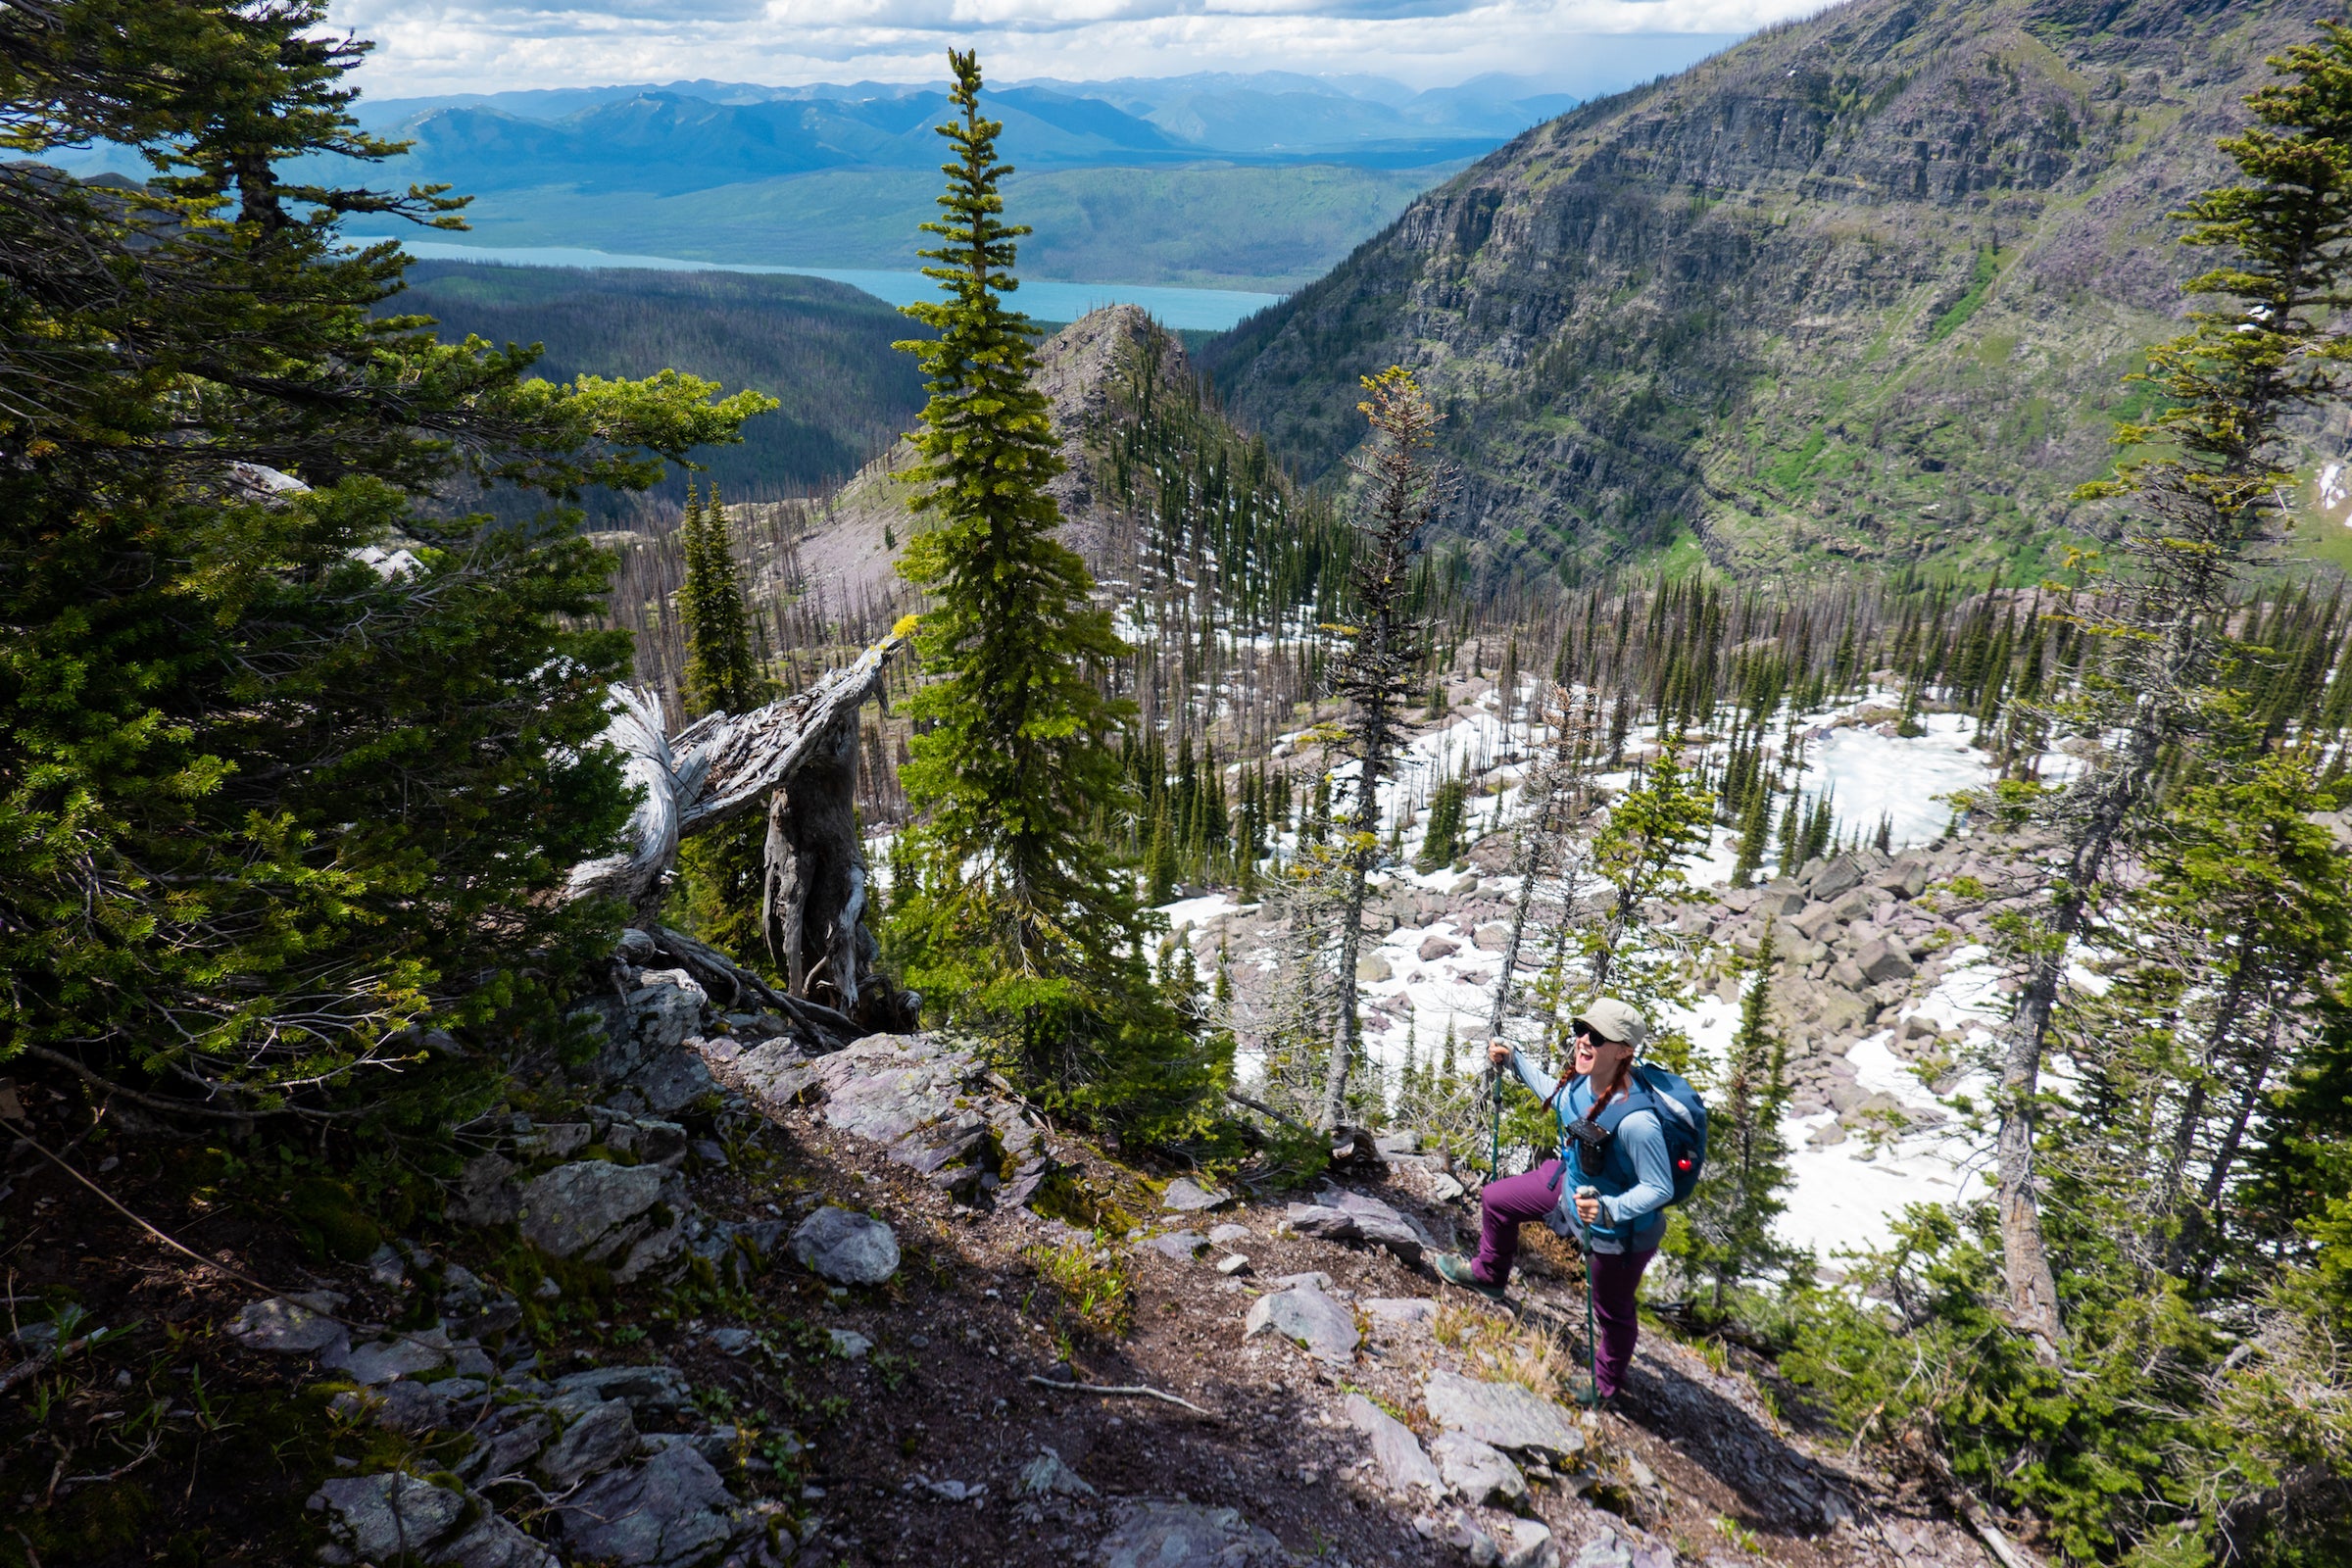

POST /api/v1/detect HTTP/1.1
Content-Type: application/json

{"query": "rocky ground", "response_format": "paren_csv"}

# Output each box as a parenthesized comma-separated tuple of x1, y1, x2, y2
(6, 933, 2016, 1568)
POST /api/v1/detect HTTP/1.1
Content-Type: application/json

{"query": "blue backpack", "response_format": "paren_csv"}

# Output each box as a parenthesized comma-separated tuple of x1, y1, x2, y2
(1556, 1063, 1710, 1206)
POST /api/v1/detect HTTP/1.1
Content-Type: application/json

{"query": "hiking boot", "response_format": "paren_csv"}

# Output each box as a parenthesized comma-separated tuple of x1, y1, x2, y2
(1433, 1251, 1507, 1301)
(1569, 1373, 1613, 1409)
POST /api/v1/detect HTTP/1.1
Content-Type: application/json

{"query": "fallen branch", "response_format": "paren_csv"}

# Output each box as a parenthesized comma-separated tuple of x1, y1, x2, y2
(1951, 1491, 2047, 1568)
(1223, 1089, 1314, 1139)
(1028, 1374, 1217, 1419)
(0, 1332, 97, 1395)
(21, 1046, 255, 1123)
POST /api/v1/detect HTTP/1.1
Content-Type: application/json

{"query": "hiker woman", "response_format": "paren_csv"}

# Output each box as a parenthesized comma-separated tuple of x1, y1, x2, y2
(1433, 998, 1670, 1406)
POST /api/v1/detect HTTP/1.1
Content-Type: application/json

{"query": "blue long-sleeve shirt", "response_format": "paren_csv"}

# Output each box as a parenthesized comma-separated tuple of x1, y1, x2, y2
(1506, 1048, 1674, 1253)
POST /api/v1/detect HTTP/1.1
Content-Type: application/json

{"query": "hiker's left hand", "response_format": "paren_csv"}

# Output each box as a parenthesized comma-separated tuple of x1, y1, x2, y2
(1575, 1193, 1601, 1223)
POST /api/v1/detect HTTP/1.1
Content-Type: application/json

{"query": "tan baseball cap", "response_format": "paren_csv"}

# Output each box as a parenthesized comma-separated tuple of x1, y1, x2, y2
(1572, 997, 1650, 1052)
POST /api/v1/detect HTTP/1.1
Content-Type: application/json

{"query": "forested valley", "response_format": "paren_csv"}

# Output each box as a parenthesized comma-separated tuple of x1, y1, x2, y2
(9, 6, 2352, 1568)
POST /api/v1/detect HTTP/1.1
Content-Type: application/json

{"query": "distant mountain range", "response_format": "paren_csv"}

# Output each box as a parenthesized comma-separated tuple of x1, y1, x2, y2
(332, 72, 1599, 200)
(339, 61, 1743, 177)
(45, 47, 1744, 291)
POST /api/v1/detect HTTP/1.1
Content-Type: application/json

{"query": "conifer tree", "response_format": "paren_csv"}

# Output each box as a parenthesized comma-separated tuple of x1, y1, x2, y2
(1986, 25, 2352, 1345)
(882, 52, 1203, 1132)
(1313, 368, 1445, 1131)
(1670, 928, 1798, 1319)
(672, 483, 774, 957)
(1416, 772, 1467, 871)
(677, 484, 763, 719)
(0, 0, 773, 1110)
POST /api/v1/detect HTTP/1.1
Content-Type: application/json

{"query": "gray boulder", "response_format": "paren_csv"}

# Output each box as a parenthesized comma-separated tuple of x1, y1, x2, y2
(1423, 1370, 1586, 1459)
(790, 1203, 900, 1286)
(461, 1412, 552, 1482)
(439, 1264, 522, 1341)
(1162, 1176, 1231, 1212)
(228, 1294, 347, 1356)
(1417, 936, 1460, 961)
(1145, 1230, 1208, 1261)
(554, 1363, 695, 1418)
(1363, 1297, 1437, 1330)
(1571, 1525, 1676, 1568)
(1094, 1500, 1291, 1567)
(729, 1040, 822, 1106)
(1283, 1202, 1358, 1242)
(1343, 1393, 1443, 1498)
(537, 1396, 638, 1488)
(1474, 923, 1512, 952)
(518, 1160, 660, 1257)
(1497, 1518, 1557, 1568)
(626, 969, 708, 1054)
(1355, 953, 1393, 983)
(1810, 855, 1864, 901)
(1244, 1284, 1357, 1365)
(554, 1444, 742, 1568)
(311, 1474, 560, 1568)
(627, 1046, 717, 1116)
(458, 1153, 520, 1226)
(1431, 1431, 1526, 1507)
(1856, 935, 1917, 985)
(326, 1330, 450, 1387)
(1321, 1188, 1434, 1263)
(1021, 1446, 1096, 1497)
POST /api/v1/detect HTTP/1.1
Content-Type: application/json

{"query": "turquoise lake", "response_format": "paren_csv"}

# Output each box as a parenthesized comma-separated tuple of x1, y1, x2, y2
(356, 238, 1285, 331)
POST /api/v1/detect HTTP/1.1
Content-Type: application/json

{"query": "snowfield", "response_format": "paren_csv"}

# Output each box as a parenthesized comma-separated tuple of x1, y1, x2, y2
(1173, 681, 2054, 1268)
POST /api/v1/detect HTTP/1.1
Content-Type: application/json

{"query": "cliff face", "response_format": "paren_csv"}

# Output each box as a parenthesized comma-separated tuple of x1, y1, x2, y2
(1200, 0, 2328, 581)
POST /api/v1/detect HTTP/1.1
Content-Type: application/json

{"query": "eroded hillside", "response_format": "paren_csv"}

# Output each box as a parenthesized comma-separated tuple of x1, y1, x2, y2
(1201, 0, 2328, 582)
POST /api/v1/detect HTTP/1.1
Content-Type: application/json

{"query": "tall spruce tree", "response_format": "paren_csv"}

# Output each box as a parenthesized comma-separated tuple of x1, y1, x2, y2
(677, 483, 763, 718)
(0, 0, 773, 1112)
(1314, 368, 1444, 1132)
(883, 52, 1204, 1134)
(672, 483, 774, 958)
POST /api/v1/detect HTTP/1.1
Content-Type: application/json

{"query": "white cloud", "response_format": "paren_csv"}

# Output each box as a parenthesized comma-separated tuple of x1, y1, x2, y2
(330, 0, 1825, 97)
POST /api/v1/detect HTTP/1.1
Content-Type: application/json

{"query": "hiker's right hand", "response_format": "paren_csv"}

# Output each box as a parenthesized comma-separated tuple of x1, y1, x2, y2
(1488, 1041, 1511, 1068)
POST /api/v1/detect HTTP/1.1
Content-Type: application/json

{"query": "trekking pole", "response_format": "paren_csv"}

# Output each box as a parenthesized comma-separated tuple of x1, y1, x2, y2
(1490, 1060, 1502, 1180)
(1576, 1183, 1600, 1400)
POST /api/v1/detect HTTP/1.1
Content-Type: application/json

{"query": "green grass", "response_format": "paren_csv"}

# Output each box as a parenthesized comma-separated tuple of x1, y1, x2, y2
(1927, 249, 2001, 343)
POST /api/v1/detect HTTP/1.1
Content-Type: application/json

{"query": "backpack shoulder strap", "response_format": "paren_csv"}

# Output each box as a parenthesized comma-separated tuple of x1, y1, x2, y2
(1631, 1064, 1699, 1133)
(1591, 1074, 1658, 1135)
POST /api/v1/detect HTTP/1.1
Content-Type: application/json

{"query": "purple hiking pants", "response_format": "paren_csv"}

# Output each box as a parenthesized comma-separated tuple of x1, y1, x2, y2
(1470, 1157, 1656, 1398)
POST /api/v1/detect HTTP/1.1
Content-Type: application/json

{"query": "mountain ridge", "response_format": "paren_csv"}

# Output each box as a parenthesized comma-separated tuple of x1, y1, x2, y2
(1200, 0, 2334, 583)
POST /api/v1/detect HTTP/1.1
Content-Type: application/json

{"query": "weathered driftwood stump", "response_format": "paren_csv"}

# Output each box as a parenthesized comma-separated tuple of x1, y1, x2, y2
(567, 630, 914, 1046)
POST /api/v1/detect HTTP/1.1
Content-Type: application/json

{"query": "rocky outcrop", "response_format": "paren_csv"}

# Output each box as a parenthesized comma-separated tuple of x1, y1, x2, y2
(712, 1030, 1054, 1206)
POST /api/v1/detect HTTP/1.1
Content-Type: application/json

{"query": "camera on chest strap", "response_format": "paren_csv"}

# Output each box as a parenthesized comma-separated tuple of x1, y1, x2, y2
(1563, 1115, 1610, 1177)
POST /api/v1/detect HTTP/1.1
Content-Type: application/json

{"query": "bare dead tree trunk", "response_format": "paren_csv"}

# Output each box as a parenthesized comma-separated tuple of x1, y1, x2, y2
(2156, 965, 2249, 1217)
(1320, 813, 1376, 1134)
(759, 703, 914, 1034)
(2200, 993, 2289, 1215)
(566, 630, 905, 934)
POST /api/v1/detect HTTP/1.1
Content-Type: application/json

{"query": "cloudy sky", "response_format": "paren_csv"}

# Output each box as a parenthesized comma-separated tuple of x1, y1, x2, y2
(332, 0, 1829, 98)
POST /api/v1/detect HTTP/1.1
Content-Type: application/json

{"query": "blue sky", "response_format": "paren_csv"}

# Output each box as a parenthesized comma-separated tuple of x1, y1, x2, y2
(330, 0, 1824, 98)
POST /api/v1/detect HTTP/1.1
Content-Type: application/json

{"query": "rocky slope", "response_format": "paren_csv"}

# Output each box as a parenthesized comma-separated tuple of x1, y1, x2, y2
(722, 305, 1197, 624)
(1199, 0, 2331, 583)
(5, 921, 2022, 1568)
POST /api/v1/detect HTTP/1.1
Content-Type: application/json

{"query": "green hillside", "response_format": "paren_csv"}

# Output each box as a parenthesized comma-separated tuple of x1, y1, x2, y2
(391, 261, 926, 518)
(1200, 0, 2340, 585)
